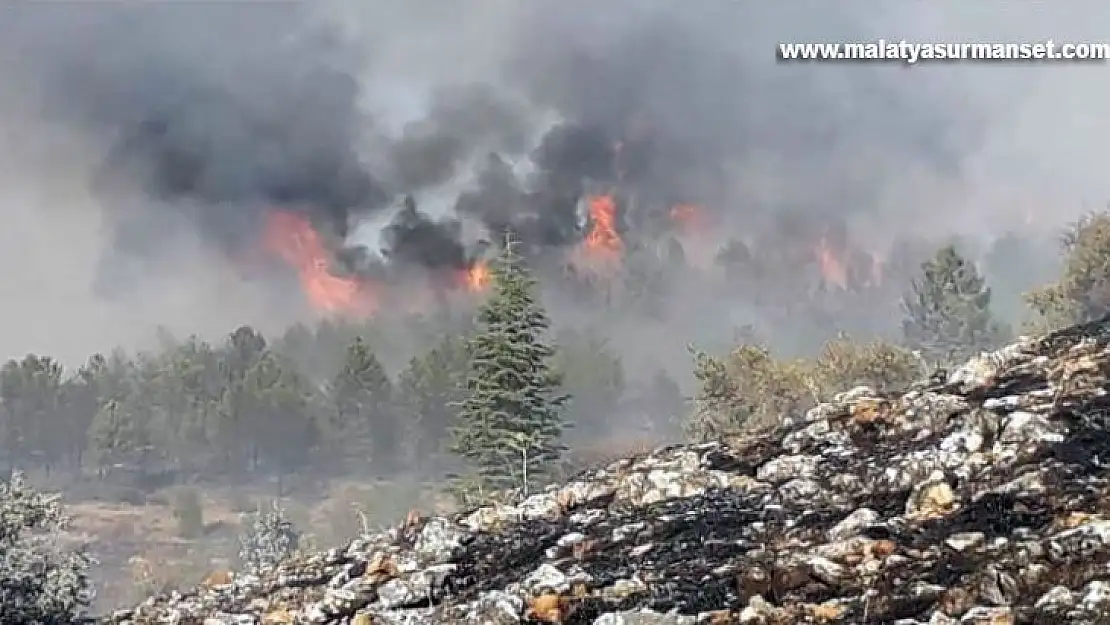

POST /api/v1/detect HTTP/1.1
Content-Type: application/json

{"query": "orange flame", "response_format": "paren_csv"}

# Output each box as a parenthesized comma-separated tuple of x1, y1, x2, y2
(462, 260, 491, 292)
(583, 194, 623, 263)
(263, 211, 376, 316)
(815, 236, 848, 289)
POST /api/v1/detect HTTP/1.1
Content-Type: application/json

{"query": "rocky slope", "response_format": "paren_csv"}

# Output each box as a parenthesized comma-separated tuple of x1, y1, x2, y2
(102, 316, 1110, 624)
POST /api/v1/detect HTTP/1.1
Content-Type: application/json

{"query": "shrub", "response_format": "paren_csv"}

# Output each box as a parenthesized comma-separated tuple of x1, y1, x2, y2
(686, 344, 814, 439)
(0, 471, 93, 625)
(172, 487, 205, 539)
(812, 334, 923, 395)
(238, 501, 301, 571)
(686, 336, 924, 440)
(1027, 211, 1110, 332)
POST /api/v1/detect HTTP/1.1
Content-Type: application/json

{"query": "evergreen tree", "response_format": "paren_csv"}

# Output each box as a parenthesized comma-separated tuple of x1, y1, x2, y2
(241, 353, 319, 495)
(328, 337, 396, 471)
(0, 355, 65, 475)
(395, 334, 470, 468)
(208, 328, 269, 476)
(901, 244, 1008, 366)
(451, 234, 569, 495)
(87, 399, 152, 478)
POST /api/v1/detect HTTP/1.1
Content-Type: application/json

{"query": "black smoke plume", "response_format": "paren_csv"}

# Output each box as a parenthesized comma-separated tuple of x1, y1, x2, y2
(1, 0, 982, 289)
(381, 197, 468, 271)
(3, 3, 389, 247)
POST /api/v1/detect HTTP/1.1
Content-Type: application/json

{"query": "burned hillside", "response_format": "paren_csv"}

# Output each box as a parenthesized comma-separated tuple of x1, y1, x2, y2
(102, 314, 1110, 624)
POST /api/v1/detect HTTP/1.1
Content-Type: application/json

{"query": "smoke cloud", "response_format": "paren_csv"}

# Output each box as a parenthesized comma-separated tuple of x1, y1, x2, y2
(0, 0, 1107, 362)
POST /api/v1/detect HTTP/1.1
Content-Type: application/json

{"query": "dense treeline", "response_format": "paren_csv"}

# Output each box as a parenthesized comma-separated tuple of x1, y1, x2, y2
(0, 240, 673, 496)
(0, 212, 1104, 498)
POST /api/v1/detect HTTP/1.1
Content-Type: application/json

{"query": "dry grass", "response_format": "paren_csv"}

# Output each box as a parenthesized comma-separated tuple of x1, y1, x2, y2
(69, 487, 249, 611)
(65, 476, 461, 612)
(73, 450, 647, 613)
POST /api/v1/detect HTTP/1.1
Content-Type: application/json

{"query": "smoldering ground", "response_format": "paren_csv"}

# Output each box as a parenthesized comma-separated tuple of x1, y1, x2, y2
(0, 1, 1104, 368)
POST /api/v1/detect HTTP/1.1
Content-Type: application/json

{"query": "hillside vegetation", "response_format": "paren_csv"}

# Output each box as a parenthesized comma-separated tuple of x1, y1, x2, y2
(3, 212, 1110, 622)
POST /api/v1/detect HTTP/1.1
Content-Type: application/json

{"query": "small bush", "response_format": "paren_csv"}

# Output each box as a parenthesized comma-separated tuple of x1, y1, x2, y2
(686, 336, 924, 440)
(686, 344, 814, 439)
(812, 335, 923, 395)
(172, 487, 205, 539)
(237, 501, 301, 571)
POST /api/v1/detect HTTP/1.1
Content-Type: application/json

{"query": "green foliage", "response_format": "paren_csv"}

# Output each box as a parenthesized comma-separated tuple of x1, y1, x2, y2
(171, 487, 205, 539)
(238, 501, 301, 571)
(87, 399, 153, 474)
(686, 336, 922, 440)
(1027, 211, 1110, 331)
(0, 354, 65, 470)
(0, 315, 475, 492)
(451, 235, 569, 495)
(242, 352, 320, 488)
(901, 244, 1009, 366)
(328, 337, 395, 470)
(812, 335, 922, 394)
(224, 326, 267, 379)
(395, 334, 470, 466)
(0, 472, 93, 624)
(687, 344, 813, 439)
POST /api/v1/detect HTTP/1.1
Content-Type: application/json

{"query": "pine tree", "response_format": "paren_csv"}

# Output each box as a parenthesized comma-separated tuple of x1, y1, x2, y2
(328, 337, 396, 471)
(901, 244, 1009, 366)
(451, 234, 569, 496)
(395, 334, 470, 468)
(241, 353, 319, 496)
(87, 399, 150, 478)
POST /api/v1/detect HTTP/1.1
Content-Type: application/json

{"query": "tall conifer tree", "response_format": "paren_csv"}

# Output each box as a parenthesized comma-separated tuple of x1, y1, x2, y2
(452, 234, 568, 494)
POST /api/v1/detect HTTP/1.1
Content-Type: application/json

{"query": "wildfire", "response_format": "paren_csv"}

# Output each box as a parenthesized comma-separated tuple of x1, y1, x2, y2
(263, 210, 376, 316)
(583, 194, 623, 263)
(815, 236, 848, 290)
(462, 260, 491, 292)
